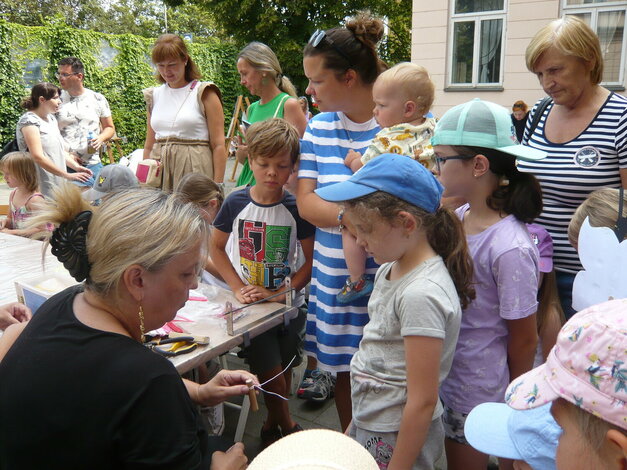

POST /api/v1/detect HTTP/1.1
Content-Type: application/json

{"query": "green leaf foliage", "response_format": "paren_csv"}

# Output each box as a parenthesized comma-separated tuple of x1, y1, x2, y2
(164, 0, 411, 95)
(0, 19, 241, 155)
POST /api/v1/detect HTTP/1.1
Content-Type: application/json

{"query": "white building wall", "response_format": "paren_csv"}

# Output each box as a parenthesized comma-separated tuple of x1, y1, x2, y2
(412, 0, 561, 117)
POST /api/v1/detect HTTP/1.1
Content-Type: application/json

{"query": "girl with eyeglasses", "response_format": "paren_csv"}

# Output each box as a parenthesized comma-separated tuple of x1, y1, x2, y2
(432, 99, 546, 470)
(296, 11, 387, 431)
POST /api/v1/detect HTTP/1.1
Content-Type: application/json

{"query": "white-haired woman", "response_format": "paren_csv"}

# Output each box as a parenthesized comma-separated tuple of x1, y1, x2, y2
(235, 42, 307, 187)
(0, 185, 254, 470)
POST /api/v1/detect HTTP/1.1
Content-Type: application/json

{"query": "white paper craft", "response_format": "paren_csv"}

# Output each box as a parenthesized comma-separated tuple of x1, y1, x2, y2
(572, 217, 627, 311)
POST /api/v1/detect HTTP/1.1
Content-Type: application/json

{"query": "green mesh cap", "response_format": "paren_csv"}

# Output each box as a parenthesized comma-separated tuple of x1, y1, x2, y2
(431, 98, 546, 161)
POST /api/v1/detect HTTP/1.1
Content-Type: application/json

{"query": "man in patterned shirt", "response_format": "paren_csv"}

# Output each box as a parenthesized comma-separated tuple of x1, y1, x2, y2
(56, 57, 116, 188)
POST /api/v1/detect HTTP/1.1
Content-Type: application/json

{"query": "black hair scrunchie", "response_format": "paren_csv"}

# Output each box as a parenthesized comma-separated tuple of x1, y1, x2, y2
(50, 210, 93, 282)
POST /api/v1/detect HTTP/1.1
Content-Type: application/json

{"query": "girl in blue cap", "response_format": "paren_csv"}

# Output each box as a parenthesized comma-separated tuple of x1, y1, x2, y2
(316, 153, 475, 470)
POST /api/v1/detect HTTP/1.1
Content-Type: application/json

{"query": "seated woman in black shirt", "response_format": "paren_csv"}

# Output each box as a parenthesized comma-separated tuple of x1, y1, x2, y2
(0, 185, 254, 470)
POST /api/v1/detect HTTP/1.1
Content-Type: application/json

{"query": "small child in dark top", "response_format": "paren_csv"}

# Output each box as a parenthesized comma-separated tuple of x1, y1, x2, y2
(210, 118, 315, 447)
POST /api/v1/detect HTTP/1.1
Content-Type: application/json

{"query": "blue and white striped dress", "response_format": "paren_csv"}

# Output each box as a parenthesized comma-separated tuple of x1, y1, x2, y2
(519, 93, 627, 274)
(298, 111, 380, 373)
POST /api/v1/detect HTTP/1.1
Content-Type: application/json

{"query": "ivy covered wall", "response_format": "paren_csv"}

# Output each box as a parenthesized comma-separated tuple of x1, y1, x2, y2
(0, 19, 242, 154)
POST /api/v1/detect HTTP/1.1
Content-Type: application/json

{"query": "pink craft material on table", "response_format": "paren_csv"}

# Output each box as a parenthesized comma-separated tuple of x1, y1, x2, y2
(163, 314, 192, 333)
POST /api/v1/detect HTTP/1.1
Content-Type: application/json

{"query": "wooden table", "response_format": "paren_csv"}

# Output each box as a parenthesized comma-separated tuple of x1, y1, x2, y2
(0, 232, 69, 305)
(165, 283, 299, 374)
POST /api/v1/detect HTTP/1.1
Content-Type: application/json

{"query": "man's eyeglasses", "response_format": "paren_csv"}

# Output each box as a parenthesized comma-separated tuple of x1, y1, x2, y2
(435, 155, 474, 173)
(308, 30, 353, 66)
(55, 72, 79, 79)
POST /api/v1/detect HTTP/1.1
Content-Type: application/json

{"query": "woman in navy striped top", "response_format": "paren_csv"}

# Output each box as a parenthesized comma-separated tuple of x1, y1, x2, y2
(297, 12, 387, 431)
(519, 16, 627, 318)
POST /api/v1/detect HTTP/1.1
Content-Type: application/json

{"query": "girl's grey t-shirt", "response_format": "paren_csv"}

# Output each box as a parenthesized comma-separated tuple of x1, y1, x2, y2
(16, 112, 65, 198)
(350, 256, 462, 432)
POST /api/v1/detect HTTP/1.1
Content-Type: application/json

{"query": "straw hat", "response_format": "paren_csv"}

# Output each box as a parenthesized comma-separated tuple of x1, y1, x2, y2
(248, 429, 379, 470)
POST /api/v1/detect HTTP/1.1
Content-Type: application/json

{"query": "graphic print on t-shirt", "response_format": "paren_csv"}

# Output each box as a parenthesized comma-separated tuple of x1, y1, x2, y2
(237, 218, 292, 289)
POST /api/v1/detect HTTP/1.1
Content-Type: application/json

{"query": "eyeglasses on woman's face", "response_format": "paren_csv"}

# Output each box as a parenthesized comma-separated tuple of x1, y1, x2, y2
(308, 29, 352, 66)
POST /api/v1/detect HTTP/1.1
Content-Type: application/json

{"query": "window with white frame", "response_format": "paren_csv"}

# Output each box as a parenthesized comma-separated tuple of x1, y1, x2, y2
(449, 0, 506, 87)
(564, 0, 627, 86)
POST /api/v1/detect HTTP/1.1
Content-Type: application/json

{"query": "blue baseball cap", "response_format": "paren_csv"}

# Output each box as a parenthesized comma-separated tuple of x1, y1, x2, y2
(315, 154, 443, 213)
(431, 98, 546, 162)
(465, 402, 560, 470)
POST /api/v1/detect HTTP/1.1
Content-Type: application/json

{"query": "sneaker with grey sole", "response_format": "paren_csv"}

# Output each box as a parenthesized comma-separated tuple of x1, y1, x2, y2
(299, 369, 335, 402)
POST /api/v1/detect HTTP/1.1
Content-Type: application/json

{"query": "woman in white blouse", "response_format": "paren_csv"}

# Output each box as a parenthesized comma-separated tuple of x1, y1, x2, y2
(143, 34, 226, 191)
(16, 83, 92, 198)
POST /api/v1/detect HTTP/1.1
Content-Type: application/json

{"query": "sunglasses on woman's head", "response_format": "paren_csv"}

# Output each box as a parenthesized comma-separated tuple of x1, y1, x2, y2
(308, 30, 353, 66)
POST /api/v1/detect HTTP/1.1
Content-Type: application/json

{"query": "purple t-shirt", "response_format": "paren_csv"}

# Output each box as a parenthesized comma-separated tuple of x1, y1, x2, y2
(440, 204, 539, 413)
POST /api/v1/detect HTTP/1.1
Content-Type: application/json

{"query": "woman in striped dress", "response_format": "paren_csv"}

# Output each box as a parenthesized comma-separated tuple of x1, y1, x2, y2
(519, 16, 627, 318)
(297, 12, 387, 430)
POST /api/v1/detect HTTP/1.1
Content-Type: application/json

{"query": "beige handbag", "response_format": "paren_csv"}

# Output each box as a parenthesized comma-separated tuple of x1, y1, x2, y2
(136, 158, 162, 187)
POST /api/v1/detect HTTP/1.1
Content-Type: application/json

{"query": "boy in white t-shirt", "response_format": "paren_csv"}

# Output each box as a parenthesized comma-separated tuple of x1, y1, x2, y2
(210, 118, 315, 448)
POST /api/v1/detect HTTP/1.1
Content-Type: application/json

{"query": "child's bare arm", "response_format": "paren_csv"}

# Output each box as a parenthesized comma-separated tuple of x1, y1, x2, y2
(203, 257, 224, 282)
(209, 227, 250, 304)
(349, 157, 363, 173)
(507, 314, 539, 380)
(344, 150, 362, 170)
(389, 335, 442, 470)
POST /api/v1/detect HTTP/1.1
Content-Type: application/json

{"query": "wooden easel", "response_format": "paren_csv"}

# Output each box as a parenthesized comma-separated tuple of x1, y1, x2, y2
(226, 95, 251, 182)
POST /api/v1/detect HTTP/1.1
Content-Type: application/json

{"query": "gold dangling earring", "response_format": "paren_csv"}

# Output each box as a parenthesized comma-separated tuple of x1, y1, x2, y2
(138, 305, 145, 343)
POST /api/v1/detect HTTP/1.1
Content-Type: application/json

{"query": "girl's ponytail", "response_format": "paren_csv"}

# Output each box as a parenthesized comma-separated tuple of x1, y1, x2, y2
(483, 150, 543, 223)
(425, 208, 476, 309)
(492, 171, 543, 223)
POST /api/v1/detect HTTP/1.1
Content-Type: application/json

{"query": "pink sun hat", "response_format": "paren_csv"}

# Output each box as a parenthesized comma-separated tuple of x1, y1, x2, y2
(505, 298, 627, 430)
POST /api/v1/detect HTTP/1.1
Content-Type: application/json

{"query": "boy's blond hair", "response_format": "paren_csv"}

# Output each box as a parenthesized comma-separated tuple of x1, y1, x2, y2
(568, 188, 627, 246)
(1, 151, 39, 193)
(375, 62, 435, 116)
(246, 118, 300, 164)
